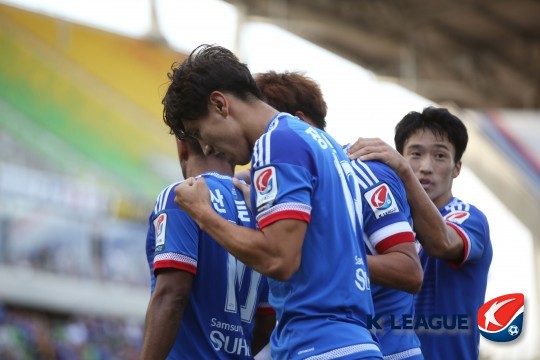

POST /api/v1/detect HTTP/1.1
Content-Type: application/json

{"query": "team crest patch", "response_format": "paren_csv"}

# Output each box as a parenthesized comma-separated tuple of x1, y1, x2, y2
(444, 211, 470, 224)
(364, 183, 399, 219)
(478, 293, 524, 342)
(254, 166, 278, 211)
(153, 213, 167, 251)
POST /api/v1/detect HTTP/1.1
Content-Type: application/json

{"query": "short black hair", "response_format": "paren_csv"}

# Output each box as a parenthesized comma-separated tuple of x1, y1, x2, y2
(395, 107, 469, 162)
(162, 44, 263, 138)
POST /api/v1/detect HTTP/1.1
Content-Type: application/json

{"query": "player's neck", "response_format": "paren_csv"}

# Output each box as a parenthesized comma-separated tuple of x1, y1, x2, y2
(187, 160, 234, 178)
(235, 99, 279, 147)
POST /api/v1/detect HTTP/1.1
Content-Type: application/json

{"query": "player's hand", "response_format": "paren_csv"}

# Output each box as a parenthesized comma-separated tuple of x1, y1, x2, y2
(174, 177, 212, 223)
(347, 137, 410, 177)
(232, 177, 252, 213)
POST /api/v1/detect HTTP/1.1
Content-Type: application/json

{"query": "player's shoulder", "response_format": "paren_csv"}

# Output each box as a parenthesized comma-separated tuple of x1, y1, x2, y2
(201, 171, 233, 187)
(152, 181, 182, 215)
(253, 113, 314, 167)
(351, 159, 401, 189)
(201, 171, 244, 207)
(443, 197, 488, 224)
(259, 113, 307, 142)
(360, 159, 397, 177)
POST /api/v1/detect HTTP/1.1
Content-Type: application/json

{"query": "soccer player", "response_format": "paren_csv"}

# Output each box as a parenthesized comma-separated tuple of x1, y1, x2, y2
(141, 136, 275, 359)
(255, 71, 424, 360)
(163, 45, 383, 359)
(348, 107, 493, 360)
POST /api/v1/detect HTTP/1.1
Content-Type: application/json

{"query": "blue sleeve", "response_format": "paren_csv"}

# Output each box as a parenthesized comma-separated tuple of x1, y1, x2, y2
(250, 125, 314, 228)
(151, 183, 200, 274)
(444, 205, 490, 264)
(354, 160, 415, 253)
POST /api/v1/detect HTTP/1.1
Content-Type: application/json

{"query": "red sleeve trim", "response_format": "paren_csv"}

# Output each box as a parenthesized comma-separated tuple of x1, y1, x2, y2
(154, 261, 197, 276)
(445, 222, 470, 269)
(375, 231, 416, 253)
(258, 210, 310, 229)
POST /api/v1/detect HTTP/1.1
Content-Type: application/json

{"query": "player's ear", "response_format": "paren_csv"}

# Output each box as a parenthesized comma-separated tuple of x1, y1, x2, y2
(295, 111, 316, 128)
(452, 160, 462, 178)
(209, 91, 229, 117)
(176, 138, 190, 162)
(295, 111, 306, 122)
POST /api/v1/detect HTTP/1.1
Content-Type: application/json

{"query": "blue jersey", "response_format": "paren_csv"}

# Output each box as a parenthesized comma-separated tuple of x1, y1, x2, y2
(250, 113, 382, 360)
(414, 197, 492, 360)
(352, 159, 423, 360)
(145, 173, 274, 360)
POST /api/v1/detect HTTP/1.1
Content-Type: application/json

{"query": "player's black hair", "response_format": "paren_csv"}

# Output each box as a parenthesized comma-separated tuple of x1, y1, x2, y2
(162, 44, 263, 139)
(394, 107, 469, 162)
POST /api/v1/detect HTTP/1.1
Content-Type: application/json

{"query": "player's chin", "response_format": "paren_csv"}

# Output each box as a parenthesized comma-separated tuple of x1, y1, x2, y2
(236, 153, 252, 166)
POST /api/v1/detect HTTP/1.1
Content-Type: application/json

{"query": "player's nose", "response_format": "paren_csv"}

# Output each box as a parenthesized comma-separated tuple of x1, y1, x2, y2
(419, 156, 433, 173)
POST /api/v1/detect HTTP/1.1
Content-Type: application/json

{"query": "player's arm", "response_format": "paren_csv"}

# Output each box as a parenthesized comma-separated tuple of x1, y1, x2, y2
(141, 269, 193, 360)
(251, 312, 276, 355)
(367, 242, 423, 293)
(348, 137, 464, 262)
(175, 177, 306, 281)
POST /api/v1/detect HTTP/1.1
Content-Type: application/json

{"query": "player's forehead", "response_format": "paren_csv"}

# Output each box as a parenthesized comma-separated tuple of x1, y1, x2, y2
(404, 129, 453, 151)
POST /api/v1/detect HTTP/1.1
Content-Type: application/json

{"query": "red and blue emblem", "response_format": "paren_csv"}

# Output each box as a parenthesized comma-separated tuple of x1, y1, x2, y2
(255, 168, 274, 195)
(154, 213, 167, 251)
(370, 184, 392, 210)
(478, 293, 524, 342)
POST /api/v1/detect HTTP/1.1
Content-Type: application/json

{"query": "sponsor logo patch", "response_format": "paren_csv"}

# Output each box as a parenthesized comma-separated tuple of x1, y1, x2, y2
(444, 211, 470, 224)
(478, 293, 524, 342)
(254, 166, 278, 211)
(364, 183, 399, 219)
(154, 213, 167, 251)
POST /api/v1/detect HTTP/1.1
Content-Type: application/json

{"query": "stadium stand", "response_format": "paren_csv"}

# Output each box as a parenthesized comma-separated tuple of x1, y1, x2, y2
(0, 5, 186, 354)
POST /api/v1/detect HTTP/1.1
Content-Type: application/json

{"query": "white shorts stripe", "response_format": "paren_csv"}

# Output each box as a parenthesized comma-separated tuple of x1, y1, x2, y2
(304, 343, 381, 360)
(383, 347, 422, 360)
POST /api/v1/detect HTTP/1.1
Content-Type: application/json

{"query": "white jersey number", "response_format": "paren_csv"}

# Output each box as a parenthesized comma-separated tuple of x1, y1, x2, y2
(224, 254, 262, 323)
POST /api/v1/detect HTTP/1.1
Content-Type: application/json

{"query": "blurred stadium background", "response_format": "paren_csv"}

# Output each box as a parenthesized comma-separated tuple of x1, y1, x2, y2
(0, 0, 539, 359)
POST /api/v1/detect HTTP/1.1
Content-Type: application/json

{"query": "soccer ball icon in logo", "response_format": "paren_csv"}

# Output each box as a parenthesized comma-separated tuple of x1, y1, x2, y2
(508, 325, 519, 337)
(478, 293, 524, 342)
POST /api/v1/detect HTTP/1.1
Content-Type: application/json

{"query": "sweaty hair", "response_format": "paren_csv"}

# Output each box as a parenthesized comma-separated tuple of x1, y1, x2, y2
(394, 107, 469, 162)
(255, 71, 327, 131)
(162, 44, 263, 139)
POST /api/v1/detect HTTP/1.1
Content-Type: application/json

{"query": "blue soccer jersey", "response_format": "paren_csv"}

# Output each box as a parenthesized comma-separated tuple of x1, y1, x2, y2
(250, 113, 382, 360)
(145, 172, 274, 359)
(351, 159, 423, 360)
(414, 197, 492, 360)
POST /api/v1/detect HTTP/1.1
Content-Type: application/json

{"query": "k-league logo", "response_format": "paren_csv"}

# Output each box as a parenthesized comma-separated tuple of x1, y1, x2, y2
(478, 293, 524, 342)
(370, 184, 392, 210)
(255, 168, 274, 195)
(156, 214, 166, 237)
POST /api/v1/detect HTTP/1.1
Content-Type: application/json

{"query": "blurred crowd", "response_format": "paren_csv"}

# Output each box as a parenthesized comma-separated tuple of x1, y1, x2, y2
(0, 215, 150, 287)
(0, 305, 143, 360)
